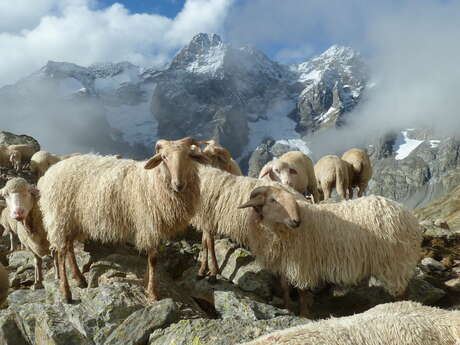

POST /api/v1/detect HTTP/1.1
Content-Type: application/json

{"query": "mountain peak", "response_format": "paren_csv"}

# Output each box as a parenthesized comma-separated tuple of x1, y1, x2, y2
(189, 33, 222, 49)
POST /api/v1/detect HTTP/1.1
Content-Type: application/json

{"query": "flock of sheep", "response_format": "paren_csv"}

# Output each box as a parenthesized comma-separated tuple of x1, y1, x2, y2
(0, 138, 458, 344)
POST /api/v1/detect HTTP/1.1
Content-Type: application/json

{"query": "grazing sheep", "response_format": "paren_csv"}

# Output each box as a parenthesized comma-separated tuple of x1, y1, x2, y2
(239, 186, 422, 316)
(0, 263, 9, 306)
(259, 151, 319, 202)
(7, 144, 37, 170)
(314, 155, 351, 201)
(30, 151, 62, 178)
(200, 140, 242, 176)
(191, 166, 304, 281)
(341, 148, 372, 198)
(9, 150, 22, 171)
(239, 301, 460, 345)
(0, 145, 10, 168)
(39, 137, 209, 303)
(0, 178, 52, 289)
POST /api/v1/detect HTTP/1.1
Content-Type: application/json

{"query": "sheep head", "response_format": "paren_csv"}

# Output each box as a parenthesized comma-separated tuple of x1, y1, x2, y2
(0, 178, 39, 232)
(145, 137, 210, 192)
(259, 160, 298, 188)
(238, 186, 301, 229)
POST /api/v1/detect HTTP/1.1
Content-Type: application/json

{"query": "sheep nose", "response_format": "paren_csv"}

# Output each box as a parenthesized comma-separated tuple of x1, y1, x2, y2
(173, 183, 185, 192)
(288, 219, 300, 228)
(12, 208, 26, 220)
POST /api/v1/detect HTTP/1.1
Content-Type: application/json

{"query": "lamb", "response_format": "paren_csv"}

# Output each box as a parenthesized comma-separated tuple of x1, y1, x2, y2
(38, 137, 209, 303)
(191, 166, 304, 281)
(341, 148, 373, 198)
(0, 178, 52, 289)
(259, 151, 319, 202)
(30, 151, 62, 178)
(314, 155, 351, 201)
(199, 140, 242, 176)
(238, 186, 422, 316)
(7, 144, 37, 170)
(0, 263, 9, 306)
(238, 301, 460, 345)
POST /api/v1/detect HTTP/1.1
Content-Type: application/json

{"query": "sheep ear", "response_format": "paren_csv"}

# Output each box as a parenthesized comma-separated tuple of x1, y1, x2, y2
(144, 154, 163, 170)
(259, 164, 272, 178)
(238, 195, 265, 209)
(190, 151, 210, 165)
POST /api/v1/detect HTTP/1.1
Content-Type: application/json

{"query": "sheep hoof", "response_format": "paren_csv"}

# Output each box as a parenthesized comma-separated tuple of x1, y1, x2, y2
(63, 295, 73, 304)
(32, 282, 44, 290)
(207, 275, 218, 284)
(196, 274, 206, 281)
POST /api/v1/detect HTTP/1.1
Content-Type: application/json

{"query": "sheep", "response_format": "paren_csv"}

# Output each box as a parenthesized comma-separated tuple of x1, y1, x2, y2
(199, 140, 242, 176)
(7, 144, 37, 170)
(238, 186, 422, 317)
(30, 151, 62, 178)
(38, 137, 209, 303)
(341, 148, 373, 198)
(191, 165, 305, 282)
(0, 199, 21, 251)
(0, 263, 8, 306)
(0, 145, 10, 168)
(59, 153, 81, 160)
(259, 151, 319, 203)
(0, 178, 52, 289)
(238, 301, 460, 345)
(314, 155, 351, 201)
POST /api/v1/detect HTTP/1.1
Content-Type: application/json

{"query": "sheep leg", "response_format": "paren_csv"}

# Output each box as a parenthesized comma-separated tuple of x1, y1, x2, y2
(357, 183, 367, 197)
(9, 232, 15, 251)
(58, 247, 72, 303)
(348, 186, 354, 199)
(298, 289, 314, 318)
(197, 232, 209, 280)
(53, 251, 60, 280)
(146, 249, 159, 303)
(280, 277, 293, 311)
(68, 241, 87, 288)
(206, 232, 219, 284)
(32, 255, 44, 290)
(322, 182, 332, 200)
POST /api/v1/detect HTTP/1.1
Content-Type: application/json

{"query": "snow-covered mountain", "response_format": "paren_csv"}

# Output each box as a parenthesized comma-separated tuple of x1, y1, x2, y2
(0, 33, 368, 160)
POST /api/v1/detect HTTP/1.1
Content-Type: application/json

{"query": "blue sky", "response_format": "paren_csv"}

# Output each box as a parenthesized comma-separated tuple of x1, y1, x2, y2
(97, 0, 186, 18)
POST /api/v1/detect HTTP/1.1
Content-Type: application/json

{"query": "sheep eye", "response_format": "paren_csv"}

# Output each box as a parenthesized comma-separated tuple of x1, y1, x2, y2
(269, 197, 276, 203)
(290, 169, 298, 175)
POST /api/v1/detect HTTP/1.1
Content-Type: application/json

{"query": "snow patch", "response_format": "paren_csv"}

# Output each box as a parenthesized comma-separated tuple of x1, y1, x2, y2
(316, 106, 337, 123)
(275, 139, 311, 156)
(95, 69, 140, 93)
(429, 140, 441, 148)
(105, 84, 157, 147)
(186, 44, 225, 75)
(394, 130, 424, 160)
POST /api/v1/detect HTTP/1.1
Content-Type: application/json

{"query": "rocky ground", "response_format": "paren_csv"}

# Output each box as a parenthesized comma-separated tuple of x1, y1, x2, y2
(0, 133, 459, 344)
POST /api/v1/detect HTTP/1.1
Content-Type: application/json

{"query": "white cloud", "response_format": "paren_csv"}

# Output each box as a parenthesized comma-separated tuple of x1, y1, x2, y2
(0, 0, 233, 86)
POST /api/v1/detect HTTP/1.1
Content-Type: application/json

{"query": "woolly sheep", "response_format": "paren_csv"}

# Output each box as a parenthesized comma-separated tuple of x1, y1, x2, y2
(341, 148, 372, 198)
(7, 144, 37, 170)
(314, 155, 351, 201)
(38, 137, 209, 303)
(239, 186, 422, 316)
(59, 153, 81, 160)
(0, 263, 8, 306)
(0, 145, 10, 168)
(200, 140, 242, 176)
(191, 165, 304, 281)
(239, 301, 460, 345)
(0, 178, 52, 289)
(259, 151, 319, 202)
(30, 151, 62, 178)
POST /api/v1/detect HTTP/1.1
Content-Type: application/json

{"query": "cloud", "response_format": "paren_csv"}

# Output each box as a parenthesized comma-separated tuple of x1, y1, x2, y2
(0, 0, 232, 86)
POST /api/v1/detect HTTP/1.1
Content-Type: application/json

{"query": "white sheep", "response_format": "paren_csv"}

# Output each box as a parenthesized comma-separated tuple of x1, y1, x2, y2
(38, 137, 209, 303)
(199, 140, 242, 176)
(259, 151, 319, 202)
(0, 263, 8, 306)
(191, 166, 304, 281)
(239, 186, 422, 316)
(0, 178, 52, 289)
(239, 301, 460, 345)
(341, 148, 373, 198)
(30, 151, 62, 178)
(314, 155, 351, 201)
(7, 144, 37, 170)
